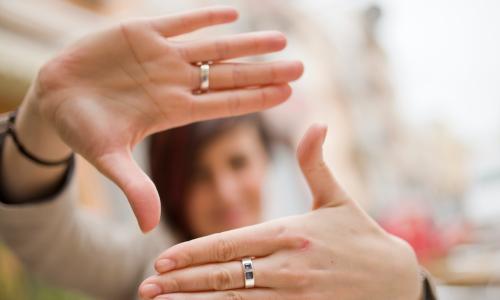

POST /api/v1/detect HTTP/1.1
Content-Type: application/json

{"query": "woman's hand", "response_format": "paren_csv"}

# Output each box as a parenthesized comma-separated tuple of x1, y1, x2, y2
(140, 125, 423, 300)
(15, 6, 303, 232)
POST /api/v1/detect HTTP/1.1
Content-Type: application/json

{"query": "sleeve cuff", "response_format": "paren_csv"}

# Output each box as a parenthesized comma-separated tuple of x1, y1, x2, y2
(421, 267, 438, 300)
(0, 154, 76, 205)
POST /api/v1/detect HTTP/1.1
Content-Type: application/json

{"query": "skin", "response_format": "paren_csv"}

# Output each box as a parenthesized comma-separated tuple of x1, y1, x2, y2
(0, 6, 304, 233)
(186, 124, 269, 237)
(0, 6, 423, 299)
(140, 125, 424, 300)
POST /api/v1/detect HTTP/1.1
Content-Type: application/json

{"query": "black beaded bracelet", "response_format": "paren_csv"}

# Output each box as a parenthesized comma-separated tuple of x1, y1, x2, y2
(3, 110, 73, 167)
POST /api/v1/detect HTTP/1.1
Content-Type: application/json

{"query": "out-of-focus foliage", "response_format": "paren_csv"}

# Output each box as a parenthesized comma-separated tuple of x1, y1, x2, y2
(0, 243, 91, 300)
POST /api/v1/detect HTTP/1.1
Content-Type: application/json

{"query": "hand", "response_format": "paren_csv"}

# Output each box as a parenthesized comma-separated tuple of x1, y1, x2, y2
(140, 125, 423, 300)
(22, 6, 303, 232)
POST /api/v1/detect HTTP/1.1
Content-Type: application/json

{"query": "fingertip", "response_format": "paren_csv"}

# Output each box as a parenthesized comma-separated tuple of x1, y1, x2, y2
(322, 126, 328, 143)
(296, 124, 327, 167)
(139, 219, 159, 234)
(274, 83, 292, 104)
(272, 31, 288, 50)
(138, 204, 161, 233)
(138, 281, 161, 300)
(281, 83, 292, 96)
(265, 83, 292, 103)
(294, 61, 305, 78)
(316, 123, 328, 145)
(155, 258, 176, 273)
(228, 8, 240, 21)
(281, 60, 304, 81)
(311, 123, 328, 139)
(128, 183, 161, 233)
(258, 30, 287, 50)
(212, 5, 239, 22)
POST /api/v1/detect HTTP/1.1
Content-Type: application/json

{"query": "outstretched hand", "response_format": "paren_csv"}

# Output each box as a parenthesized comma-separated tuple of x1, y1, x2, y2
(29, 6, 303, 232)
(139, 125, 422, 300)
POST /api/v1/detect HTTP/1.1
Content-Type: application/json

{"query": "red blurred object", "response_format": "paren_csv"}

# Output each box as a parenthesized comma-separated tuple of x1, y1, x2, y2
(378, 202, 470, 263)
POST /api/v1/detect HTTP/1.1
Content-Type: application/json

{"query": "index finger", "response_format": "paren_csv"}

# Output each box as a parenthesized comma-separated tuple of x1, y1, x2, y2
(154, 221, 306, 273)
(150, 6, 239, 37)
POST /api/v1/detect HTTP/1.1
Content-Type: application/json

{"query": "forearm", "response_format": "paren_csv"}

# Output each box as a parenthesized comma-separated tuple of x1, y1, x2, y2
(1, 81, 72, 202)
(0, 171, 165, 300)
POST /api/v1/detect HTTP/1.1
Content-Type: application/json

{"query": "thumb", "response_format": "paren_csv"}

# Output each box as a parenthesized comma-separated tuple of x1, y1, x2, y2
(297, 124, 350, 209)
(94, 149, 161, 233)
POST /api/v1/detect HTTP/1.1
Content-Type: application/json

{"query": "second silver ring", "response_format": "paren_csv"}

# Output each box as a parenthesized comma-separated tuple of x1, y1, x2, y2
(241, 257, 255, 288)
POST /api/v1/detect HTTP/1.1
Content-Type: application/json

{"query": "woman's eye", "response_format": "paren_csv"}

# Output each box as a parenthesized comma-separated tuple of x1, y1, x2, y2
(229, 155, 248, 171)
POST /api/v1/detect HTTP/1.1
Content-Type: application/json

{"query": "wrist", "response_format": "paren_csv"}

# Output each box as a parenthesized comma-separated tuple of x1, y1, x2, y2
(1, 80, 73, 202)
(16, 80, 72, 161)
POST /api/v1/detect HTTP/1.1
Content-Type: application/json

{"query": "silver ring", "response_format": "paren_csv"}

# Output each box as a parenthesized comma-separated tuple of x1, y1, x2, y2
(197, 61, 211, 93)
(241, 257, 255, 288)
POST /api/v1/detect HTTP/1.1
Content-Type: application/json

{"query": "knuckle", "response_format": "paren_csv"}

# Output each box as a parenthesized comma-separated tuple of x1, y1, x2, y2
(292, 272, 312, 288)
(224, 291, 244, 300)
(162, 278, 180, 292)
(176, 46, 192, 61)
(226, 93, 241, 116)
(173, 244, 194, 267)
(274, 223, 288, 236)
(281, 268, 311, 289)
(179, 15, 190, 29)
(259, 88, 268, 108)
(187, 65, 199, 88)
(274, 224, 294, 245)
(212, 237, 237, 262)
(268, 64, 278, 83)
(232, 65, 247, 87)
(276, 226, 311, 250)
(181, 65, 201, 90)
(215, 39, 230, 59)
(180, 252, 194, 268)
(251, 35, 261, 52)
(209, 267, 234, 291)
(207, 10, 217, 24)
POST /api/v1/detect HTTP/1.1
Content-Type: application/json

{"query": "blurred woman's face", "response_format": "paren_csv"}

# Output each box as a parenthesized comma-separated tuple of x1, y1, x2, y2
(186, 124, 269, 238)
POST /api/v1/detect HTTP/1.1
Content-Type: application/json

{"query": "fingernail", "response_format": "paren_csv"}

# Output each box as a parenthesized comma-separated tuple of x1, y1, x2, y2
(156, 258, 176, 273)
(140, 283, 161, 299)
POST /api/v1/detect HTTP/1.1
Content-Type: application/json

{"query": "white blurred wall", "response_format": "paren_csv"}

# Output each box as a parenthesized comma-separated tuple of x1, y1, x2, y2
(376, 0, 500, 143)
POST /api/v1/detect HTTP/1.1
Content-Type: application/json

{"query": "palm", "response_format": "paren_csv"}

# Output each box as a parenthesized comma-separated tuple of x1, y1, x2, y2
(52, 22, 192, 144)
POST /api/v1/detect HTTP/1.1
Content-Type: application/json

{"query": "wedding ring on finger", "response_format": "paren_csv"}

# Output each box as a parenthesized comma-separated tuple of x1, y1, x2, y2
(195, 61, 212, 94)
(241, 257, 255, 288)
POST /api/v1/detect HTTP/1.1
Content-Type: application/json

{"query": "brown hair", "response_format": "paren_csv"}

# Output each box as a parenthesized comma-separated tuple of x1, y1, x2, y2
(149, 114, 271, 241)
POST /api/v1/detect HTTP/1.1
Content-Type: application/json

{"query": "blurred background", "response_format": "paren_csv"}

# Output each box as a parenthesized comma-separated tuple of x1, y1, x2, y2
(0, 0, 499, 299)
